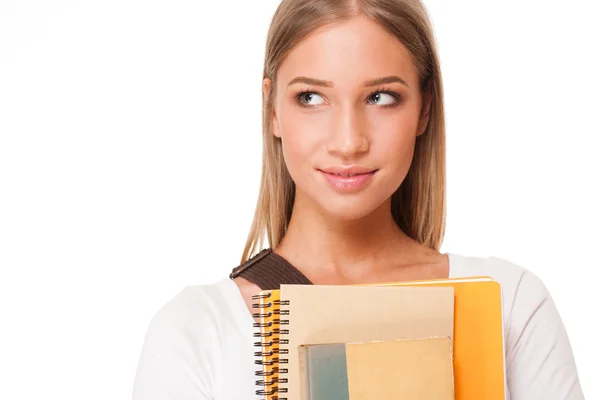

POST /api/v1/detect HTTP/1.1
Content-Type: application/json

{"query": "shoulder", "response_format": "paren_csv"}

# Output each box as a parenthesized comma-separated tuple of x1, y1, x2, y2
(448, 253, 550, 309)
(150, 280, 222, 327)
(137, 280, 233, 365)
(144, 278, 247, 343)
(448, 253, 584, 399)
(133, 278, 250, 398)
(448, 253, 555, 344)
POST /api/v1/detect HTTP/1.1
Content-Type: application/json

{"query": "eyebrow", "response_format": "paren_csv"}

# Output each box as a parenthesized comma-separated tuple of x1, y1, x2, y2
(287, 75, 409, 88)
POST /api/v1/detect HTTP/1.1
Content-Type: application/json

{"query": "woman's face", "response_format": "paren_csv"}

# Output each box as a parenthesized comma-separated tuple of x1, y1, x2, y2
(266, 15, 431, 220)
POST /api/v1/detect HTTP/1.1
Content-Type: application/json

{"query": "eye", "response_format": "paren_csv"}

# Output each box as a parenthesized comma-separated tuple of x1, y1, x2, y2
(368, 92, 398, 106)
(295, 92, 325, 106)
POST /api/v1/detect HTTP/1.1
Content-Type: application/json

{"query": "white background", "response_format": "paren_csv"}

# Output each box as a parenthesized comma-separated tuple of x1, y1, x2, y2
(0, 0, 598, 399)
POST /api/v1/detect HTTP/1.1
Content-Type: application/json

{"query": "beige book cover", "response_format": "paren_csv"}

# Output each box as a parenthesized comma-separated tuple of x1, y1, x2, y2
(280, 284, 455, 400)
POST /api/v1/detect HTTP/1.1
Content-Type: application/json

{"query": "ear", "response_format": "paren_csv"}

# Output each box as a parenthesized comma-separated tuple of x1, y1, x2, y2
(416, 80, 433, 136)
(263, 78, 281, 138)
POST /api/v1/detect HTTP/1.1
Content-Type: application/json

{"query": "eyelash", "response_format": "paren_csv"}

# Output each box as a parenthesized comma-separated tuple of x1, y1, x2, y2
(292, 86, 402, 109)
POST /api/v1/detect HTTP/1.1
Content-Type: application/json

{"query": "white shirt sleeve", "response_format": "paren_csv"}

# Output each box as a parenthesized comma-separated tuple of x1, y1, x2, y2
(132, 289, 215, 400)
(505, 270, 584, 399)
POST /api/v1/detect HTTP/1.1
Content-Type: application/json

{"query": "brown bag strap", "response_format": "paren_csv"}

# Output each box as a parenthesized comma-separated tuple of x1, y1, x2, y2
(229, 248, 313, 290)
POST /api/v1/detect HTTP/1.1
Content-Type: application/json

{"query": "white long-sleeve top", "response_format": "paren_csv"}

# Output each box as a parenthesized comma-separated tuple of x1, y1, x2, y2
(132, 252, 584, 400)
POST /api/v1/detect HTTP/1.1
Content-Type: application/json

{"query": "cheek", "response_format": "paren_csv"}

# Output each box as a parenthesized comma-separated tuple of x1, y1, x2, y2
(369, 110, 419, 165)
(378, 128, 417, 166)
(278, 109, 326, 174)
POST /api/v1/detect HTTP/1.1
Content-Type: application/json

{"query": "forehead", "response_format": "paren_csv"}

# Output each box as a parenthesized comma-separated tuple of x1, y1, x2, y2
(277, 15, 419, 90)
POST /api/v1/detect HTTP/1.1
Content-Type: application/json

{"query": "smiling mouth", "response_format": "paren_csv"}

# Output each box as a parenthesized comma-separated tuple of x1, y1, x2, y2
(318, 169, 378, 192)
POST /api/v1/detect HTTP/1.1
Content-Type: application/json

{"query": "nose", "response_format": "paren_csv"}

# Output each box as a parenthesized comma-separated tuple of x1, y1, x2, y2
(326, 104, 369, 158)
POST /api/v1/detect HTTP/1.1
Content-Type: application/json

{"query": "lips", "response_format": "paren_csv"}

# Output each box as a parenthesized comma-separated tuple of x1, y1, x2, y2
(319, 165, 377, 175)
(318, 167, 378, 192)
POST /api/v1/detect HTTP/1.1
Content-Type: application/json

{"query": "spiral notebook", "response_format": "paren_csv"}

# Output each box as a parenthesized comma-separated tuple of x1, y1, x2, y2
(252, 276, 505, 400)
(254, 284, 455, 400)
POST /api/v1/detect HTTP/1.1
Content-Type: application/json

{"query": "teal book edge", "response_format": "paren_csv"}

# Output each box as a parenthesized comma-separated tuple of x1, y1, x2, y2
(299, 343, 350, 400)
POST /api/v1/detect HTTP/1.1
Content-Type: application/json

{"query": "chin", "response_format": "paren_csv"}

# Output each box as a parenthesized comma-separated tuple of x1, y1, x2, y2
(316, 195, 385, 221)
(292, 176, 396, 221)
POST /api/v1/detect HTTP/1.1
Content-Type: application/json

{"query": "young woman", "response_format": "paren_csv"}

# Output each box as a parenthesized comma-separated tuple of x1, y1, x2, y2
(132, 1, 584, 399)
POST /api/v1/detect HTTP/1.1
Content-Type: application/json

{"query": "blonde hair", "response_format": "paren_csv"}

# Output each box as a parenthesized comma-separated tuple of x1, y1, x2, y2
(241, 0, 446, 263)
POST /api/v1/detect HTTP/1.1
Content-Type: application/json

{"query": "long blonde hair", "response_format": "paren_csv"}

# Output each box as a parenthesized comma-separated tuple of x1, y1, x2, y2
(241, 0, 446, 263)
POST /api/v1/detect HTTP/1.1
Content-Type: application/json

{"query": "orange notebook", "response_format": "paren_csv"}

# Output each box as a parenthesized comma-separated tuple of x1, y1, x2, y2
(251, 276, 505, 400)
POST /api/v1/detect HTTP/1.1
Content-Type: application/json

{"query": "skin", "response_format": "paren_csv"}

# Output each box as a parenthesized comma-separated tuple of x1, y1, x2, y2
(235, 15, 449, 316)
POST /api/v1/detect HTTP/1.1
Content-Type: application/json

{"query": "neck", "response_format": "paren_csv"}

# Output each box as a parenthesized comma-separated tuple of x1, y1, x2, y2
(275, 191, 429, 279)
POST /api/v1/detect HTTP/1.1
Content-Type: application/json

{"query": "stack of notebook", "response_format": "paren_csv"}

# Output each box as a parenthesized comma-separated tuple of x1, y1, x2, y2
(252, 277, 506, 400)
